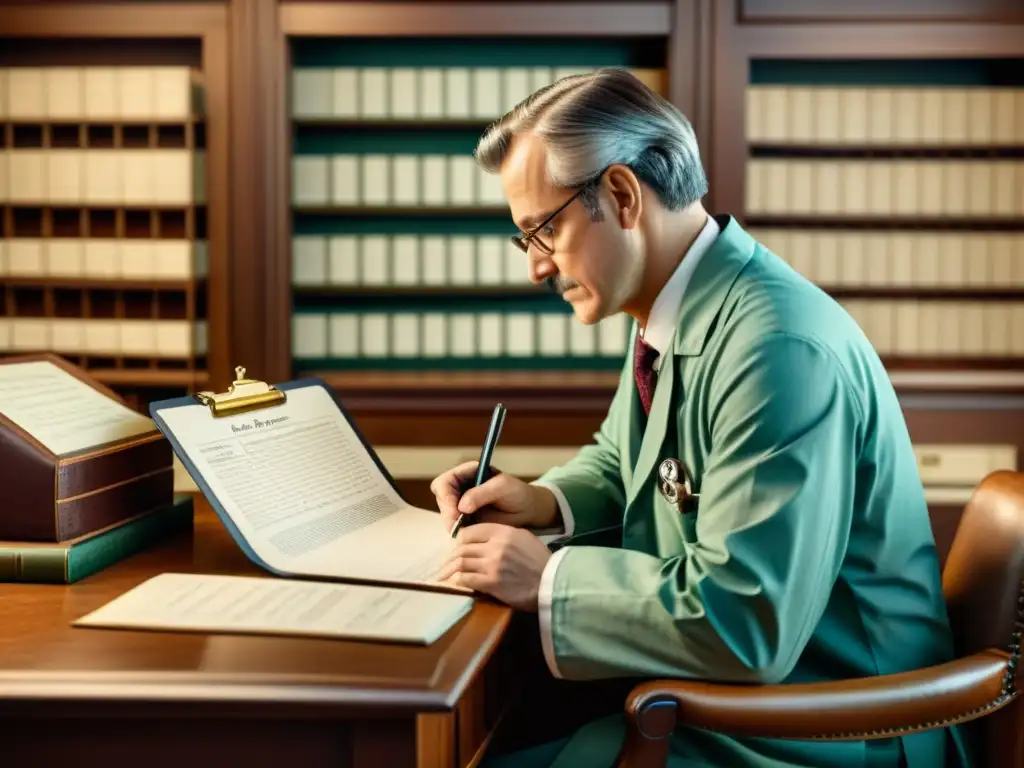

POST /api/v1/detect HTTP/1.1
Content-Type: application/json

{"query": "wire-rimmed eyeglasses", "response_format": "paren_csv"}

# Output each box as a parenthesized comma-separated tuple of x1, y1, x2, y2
(509, 185, 590, 256)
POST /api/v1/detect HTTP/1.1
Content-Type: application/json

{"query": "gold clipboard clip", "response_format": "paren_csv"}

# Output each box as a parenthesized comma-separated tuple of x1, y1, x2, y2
(196, 366, 287, 418)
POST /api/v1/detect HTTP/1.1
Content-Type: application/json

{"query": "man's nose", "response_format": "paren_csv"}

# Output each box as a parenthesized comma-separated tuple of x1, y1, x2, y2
(527, 249, 556, 285)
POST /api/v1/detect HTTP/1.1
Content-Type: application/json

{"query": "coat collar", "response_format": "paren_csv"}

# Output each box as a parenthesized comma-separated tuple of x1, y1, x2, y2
(672, 214, 758, 357)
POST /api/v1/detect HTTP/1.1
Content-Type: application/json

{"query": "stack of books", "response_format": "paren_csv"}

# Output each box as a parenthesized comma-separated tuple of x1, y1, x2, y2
(0, 494, 193, 584)
(0, 353, 194, 584)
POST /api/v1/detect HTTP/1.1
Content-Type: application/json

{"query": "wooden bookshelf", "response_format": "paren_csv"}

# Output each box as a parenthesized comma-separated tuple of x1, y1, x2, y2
(709, 1, 1024, 381)
(0, 2, 231, 414)
(220, 1, 701, 393)
(278, 17, 681, 403)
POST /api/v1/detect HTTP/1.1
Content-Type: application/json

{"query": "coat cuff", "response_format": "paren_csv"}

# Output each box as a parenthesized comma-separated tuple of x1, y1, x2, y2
(530, 479, 575, 543)
(537, 545, 570, 679)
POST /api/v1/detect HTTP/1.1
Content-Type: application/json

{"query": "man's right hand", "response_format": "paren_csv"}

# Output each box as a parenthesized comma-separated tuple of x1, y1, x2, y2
(429, 461, 560, 534)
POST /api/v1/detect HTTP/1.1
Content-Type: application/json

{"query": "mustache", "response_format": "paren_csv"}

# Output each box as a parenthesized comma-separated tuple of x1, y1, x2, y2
(545, 275, 580, 294)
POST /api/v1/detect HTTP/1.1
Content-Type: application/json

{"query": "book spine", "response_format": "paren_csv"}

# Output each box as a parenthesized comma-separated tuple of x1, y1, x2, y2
(1, 66, 208, 388)
(56, 466, 175, 541)
(0, 547, 67, 583)
(58, 433, 174, 499)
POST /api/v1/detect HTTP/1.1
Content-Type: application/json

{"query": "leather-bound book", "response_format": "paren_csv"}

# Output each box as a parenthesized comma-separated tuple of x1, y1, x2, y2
(0, 353, 175, 542)
(0, 494, 194, 584)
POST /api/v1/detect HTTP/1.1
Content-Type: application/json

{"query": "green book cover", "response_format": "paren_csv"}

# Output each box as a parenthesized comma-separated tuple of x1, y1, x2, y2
(0, 494, 194, 584)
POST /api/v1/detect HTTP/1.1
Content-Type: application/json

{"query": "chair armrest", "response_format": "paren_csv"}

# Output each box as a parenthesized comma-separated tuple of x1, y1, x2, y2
(617, 648, 1019, 768)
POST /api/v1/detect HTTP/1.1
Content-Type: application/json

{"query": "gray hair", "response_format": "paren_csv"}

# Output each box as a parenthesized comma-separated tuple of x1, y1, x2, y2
(474, 68, 707, 218)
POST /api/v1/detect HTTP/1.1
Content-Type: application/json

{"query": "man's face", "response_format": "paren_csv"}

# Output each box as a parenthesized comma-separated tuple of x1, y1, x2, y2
(499, 133, 643, 325)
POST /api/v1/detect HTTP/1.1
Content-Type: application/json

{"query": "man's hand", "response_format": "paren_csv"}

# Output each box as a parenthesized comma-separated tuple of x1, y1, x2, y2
(430, 461, 560, 534)
(435, 523, 553, 611)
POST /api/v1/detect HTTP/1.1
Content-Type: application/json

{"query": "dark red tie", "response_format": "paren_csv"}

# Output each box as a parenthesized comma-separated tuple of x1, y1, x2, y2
(633, 331, 658, 416)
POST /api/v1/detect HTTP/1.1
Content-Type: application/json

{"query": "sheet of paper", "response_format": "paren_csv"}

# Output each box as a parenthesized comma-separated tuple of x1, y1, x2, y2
(157, 384, 461, 589)
(0, 361, 155, 456)
(74, 572, 474, 645)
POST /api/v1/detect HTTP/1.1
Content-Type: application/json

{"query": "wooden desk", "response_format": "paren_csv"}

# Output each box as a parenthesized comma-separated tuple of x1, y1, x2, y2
(0, 499, 527, 768)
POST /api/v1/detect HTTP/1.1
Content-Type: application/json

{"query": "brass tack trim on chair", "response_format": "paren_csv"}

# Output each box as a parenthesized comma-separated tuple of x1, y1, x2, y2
(636, 690, 1021, 744)
(803, 694, 1018, 741)
(1004, 577, 1024, 698)
(809, 577, 1024, 742)
(635, 583, 1024, 746)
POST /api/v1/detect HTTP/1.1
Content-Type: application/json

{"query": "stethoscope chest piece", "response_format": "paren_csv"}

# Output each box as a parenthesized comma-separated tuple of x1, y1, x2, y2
(658, 458, 699, 513)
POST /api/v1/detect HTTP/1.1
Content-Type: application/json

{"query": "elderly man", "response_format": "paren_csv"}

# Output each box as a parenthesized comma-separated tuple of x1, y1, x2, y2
(431, 69, 969, 768)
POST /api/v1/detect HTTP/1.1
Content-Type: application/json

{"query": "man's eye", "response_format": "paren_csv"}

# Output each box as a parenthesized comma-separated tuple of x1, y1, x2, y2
(542, 224, 556, 236)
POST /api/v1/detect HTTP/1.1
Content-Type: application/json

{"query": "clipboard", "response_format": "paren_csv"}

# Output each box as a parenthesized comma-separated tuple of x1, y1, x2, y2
(147, 366, 443, 590)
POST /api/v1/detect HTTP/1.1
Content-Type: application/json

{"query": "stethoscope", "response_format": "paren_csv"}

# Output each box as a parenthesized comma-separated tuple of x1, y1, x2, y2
(657, 458, 699, 514)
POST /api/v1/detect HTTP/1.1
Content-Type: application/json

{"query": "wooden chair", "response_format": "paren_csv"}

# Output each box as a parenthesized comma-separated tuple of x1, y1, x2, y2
(616, 469, 1024, 768)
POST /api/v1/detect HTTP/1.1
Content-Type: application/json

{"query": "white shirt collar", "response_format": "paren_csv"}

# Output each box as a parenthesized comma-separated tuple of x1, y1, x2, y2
(641, 215, 720, 369)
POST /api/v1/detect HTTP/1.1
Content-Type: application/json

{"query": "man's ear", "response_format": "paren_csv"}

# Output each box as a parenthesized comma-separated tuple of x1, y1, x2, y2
(603, 164, 642, 229)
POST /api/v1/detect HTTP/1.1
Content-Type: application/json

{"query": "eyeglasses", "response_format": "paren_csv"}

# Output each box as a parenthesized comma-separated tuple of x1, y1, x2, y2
(509, 185, 590, 256)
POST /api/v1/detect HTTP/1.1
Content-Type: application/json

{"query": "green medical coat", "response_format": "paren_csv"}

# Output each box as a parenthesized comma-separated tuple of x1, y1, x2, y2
(495, 216, 972, 768)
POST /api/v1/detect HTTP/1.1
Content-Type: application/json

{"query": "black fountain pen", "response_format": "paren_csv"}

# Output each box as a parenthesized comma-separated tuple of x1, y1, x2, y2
(450, 402, 506, 538)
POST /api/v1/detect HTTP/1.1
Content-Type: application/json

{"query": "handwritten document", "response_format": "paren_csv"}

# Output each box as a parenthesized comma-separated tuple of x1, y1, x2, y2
(157, 384, 463, 590)
(75, 572, 474, 645)
(0, 361, 155, 456)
